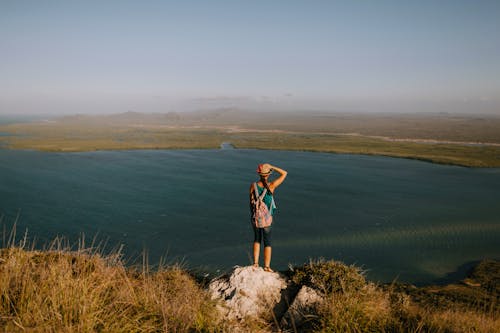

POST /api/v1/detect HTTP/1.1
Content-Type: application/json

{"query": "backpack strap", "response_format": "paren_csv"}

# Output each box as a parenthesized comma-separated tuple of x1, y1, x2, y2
(251, 182, 258, 206)
(253, 182, 277, 215)
(253, 182, 267, 203)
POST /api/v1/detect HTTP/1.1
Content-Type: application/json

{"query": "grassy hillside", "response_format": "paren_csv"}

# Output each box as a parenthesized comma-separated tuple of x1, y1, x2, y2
(0, 245, 219, 332)
(0, 242, 498, 332)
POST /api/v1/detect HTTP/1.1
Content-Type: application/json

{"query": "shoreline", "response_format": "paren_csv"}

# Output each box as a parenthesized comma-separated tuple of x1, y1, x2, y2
(2, 113, 500, 167)
(1, 144, 498, 169)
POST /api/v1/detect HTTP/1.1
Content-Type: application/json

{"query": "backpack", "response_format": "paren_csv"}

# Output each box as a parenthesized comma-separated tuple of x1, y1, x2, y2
(251, 183, 274, 228)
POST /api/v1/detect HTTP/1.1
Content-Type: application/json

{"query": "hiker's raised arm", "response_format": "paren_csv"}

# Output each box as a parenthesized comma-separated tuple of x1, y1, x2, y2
(269, 165, 287, 190)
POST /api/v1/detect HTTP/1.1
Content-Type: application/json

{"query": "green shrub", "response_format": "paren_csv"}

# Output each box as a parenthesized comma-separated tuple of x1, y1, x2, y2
(291, 258, 366, 295)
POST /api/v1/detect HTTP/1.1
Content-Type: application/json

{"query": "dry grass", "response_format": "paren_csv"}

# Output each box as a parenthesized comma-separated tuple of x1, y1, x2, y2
(0, 237, 498, 332)
(315, 285, 395, 332)
(0, 239, 220, 332)
(288, 259, 500, 333)
(329, 288, 500, 333)
(422, 309, 500, 333)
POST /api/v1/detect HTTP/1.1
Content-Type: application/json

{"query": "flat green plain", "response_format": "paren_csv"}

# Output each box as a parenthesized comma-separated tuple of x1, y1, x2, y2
(1, 111, 500, 167)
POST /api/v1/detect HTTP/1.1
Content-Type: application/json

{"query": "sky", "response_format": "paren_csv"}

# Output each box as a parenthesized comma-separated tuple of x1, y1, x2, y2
(1, 0, 499, 115)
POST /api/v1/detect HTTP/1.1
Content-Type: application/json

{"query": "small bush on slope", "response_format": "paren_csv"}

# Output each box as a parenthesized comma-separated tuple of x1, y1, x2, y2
(290, 258, 366, 295)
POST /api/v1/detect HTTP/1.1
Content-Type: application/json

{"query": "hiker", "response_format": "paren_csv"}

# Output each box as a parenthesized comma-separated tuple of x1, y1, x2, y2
(249, 163, 287, 272)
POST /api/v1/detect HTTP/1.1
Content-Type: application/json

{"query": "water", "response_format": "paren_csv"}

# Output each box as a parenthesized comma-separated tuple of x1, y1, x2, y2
(0, 114, 50, 125)
(0, 149, 499, 284)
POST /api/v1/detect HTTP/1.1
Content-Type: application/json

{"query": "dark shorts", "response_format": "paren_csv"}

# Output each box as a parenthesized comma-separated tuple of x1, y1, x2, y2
(253, 225, 272, 247)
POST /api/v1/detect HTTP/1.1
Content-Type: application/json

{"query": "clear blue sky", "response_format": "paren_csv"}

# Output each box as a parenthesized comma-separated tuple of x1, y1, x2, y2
(1, 0, 499, 115)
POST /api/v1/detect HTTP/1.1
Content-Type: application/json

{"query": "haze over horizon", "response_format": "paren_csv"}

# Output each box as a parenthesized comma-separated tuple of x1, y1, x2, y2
(1, 0, 499, 116)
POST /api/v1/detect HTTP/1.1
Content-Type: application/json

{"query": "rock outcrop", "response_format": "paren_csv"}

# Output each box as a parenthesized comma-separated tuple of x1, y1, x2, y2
(280, 285, 323, 328)
(209, 266, 288, 320)
(209, 265, 324, 330)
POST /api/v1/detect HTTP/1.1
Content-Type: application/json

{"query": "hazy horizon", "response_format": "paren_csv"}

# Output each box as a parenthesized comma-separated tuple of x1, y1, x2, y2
(3, 108, 500, 120)
(1, 1, 499, 115)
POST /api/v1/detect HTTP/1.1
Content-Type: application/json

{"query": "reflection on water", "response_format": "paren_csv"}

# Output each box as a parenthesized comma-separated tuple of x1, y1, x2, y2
(0, 149, 499, 284)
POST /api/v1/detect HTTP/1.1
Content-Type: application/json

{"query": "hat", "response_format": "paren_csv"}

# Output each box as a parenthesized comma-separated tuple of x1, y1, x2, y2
(257, 163, 272, 175)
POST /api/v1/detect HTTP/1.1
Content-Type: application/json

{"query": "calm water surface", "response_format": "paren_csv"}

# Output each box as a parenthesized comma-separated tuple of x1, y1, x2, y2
(1, 149, 499, 284)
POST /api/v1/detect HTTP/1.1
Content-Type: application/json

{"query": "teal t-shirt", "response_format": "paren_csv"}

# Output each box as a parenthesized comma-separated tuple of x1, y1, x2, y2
(255, 183, 276, 215)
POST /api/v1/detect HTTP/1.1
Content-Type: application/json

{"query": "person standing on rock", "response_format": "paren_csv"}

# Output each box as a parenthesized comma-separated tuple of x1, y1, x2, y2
(250, 163, 287, 272)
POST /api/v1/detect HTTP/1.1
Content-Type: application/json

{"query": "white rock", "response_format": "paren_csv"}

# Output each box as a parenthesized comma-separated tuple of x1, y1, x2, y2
(209, 266, 288, 321)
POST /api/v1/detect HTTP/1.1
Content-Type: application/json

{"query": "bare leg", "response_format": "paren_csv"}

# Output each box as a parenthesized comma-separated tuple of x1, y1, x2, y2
(253, 242, 260, 266)
(264, 246, 272, 271)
